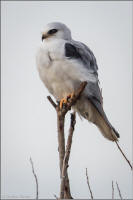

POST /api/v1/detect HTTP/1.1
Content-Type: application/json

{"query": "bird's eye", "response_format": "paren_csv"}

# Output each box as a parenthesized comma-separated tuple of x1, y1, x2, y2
(48, 29, 58, 35)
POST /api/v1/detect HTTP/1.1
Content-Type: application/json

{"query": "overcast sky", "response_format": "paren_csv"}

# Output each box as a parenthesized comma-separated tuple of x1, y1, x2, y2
(1, 1, 132, 199)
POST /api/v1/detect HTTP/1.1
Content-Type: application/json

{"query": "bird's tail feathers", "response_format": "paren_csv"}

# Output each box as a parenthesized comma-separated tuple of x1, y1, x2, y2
(94, 112, 119, 141)
(87, 97, 120, 141)
(74, 97, 119, 141)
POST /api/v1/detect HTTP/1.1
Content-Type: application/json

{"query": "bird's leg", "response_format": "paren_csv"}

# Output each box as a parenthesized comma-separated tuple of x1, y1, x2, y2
(60, 98, 68, 109)
(59, 92, 75, 109)
(67, 93, 74, 101)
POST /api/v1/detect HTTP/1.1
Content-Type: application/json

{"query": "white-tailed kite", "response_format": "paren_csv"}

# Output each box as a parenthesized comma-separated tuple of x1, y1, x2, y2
(36, 22, 119, 141)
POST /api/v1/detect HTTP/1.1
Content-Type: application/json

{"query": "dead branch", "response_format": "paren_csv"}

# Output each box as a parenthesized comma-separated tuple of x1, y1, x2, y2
(116, 181, 123, 200)
(47, 96, 57, 109)
(30, 157, 39, 200)
(86, 168, 94, 199)
(60, 112, 76, 199)
(112, 181, 114, 199)
(114, 141, 133, 170)
(54, 194, 59, 199)
(47, 81, 87, 199)
(56, 109, 72, 199)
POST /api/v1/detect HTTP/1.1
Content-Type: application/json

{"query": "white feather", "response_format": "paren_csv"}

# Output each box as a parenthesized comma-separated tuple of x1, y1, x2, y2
(36, 39, 97, 100)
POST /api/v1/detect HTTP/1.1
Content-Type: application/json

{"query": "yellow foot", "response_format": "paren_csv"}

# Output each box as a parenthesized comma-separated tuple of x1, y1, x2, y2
(67, 92, 74, 100)
(59, 93, 75, 109)
(60, 98, 67, 109)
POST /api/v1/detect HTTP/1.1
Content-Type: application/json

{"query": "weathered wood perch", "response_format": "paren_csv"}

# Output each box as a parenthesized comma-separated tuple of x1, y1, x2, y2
(47, 81, 87, 199)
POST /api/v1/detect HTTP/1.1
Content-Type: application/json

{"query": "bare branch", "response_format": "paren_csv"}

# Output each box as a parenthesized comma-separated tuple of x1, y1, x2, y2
(57, 111, 65, 175)
(60, 112, 76, 199)
(53, 194, 59, 199)
(86, 168, 94, 199)
(116, 181, 123, 200)
(30, 157, 39, 200)
(112, 181, 114, 199)
(47, 96, 57, 109)
(56, 109, 72, 199)
(115, 141, 133, 170)
(47, 81, 87, 199)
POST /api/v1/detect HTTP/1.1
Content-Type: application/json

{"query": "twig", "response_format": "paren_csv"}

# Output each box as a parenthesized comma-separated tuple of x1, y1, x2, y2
(115, 141, 133, 170)
(47, 96, 57, 109)
(116, 181, 123, 200)
(86, 168, 93, 199)
(47, 81, 87, 199)
(54, 194, 59, 199)
(112, 181, 114, 199)
(30, 157, 39, 200)
(60, 112, 76, 199)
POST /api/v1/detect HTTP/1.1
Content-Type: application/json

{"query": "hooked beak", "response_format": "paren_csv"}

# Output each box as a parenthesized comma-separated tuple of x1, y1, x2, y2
(42, 34, 48, 41)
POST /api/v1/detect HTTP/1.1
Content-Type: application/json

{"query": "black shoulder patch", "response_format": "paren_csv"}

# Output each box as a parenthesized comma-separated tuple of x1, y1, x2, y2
(65, 43, 81, 59)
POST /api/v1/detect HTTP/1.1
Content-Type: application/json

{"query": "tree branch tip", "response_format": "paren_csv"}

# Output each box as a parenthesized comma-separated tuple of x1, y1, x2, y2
(53, 194, 59, 200)
(115, 141, 133, 170)
(29, 157, 39, 199)
(47, 96, 57, 109)
(116, 181, 123, 200)
(86, 168, 93, 199)
(29, 157, 33, 164)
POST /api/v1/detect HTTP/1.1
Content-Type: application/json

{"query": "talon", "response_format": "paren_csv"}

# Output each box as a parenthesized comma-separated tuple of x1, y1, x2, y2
(60, 98, 67, 109)
(67, 92, 75, 100)
(59, 93, 75, 109)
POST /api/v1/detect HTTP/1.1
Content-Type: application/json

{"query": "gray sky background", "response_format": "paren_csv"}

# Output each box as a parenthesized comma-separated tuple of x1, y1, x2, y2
(1, 1, 132, 199)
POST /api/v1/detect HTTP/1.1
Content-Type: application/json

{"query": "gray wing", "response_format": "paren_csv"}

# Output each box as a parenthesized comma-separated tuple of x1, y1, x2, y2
(65, 40, 100, 102)
(65, 41, 119, 138)
(71, 40, 98, 74)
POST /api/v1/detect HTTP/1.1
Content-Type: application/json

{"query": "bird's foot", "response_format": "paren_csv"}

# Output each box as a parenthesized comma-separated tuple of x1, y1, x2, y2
(59, 98, 67, 109)
(59, 93, 75, 109)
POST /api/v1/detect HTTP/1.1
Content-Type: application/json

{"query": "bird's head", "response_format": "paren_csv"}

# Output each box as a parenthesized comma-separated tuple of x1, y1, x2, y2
(41, 22, 72, 41)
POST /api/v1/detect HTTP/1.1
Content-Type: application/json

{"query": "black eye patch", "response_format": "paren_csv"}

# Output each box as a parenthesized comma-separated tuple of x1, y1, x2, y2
(48, 29, 58, 35)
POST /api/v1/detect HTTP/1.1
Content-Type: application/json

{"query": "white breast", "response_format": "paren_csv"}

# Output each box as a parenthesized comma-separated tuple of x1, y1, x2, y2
(36, 39, 97, 100)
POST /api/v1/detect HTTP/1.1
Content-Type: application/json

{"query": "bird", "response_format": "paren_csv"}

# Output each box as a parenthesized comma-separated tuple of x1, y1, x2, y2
(36, 22, 120, 141)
